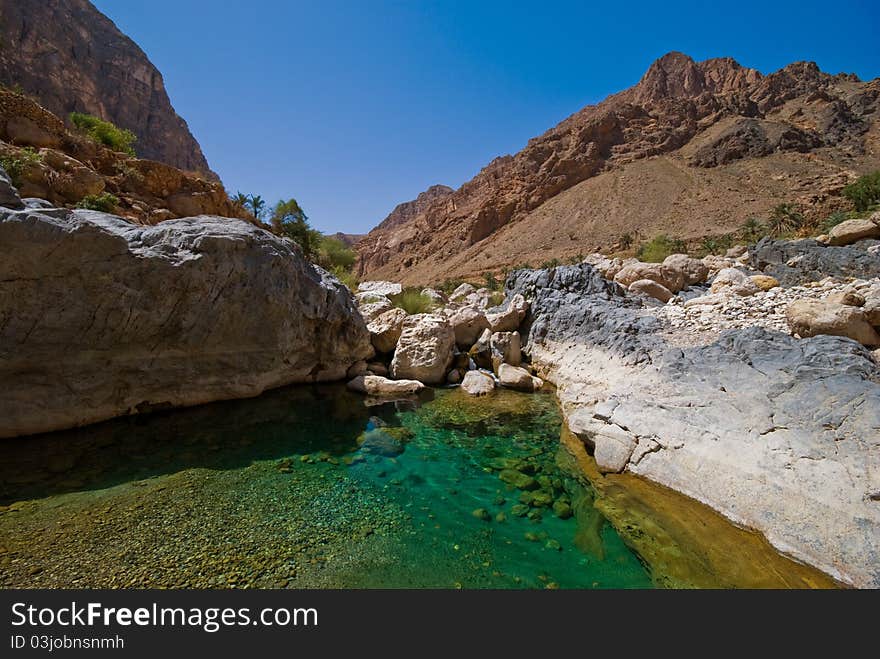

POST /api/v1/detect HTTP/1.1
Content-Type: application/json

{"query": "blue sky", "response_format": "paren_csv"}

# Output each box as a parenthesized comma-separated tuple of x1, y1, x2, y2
(92, 0, 880, 234)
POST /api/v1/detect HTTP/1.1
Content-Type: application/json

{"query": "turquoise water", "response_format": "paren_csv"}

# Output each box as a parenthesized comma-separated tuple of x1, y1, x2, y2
(0, 385, 653, 589)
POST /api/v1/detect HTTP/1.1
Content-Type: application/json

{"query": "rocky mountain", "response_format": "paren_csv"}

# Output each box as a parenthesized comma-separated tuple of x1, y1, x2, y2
(0, 0, 215, 178)
(356, 52, 880, 284)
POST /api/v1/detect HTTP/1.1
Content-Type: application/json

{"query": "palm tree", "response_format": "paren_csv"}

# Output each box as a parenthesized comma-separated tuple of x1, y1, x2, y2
(247, 194, 266, 221)
(230, 191, 249, 212)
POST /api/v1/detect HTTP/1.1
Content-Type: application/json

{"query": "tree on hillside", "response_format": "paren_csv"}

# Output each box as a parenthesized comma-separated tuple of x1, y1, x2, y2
(247, 194, 267, 221)
(270, 198, 321, 257)
(230, 191, 249, 213)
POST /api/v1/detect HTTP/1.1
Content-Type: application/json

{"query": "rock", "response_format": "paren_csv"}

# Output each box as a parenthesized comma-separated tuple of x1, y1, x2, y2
(864, 295, 880, 327)
(725, 245, 748, 258)
(446, 369, 461, 384)
(749, 275, 779, 291)
(683, 293, 725, 308)
(421, 287, 445, 304)
(628, 278, 674, 303)
(750, 237, 880, 285)
(827, 219, 880, 247)
(0, 166, 23, 209)
(710, 268, 759, 296)
(508, 263, 880, 587)
(582, 253, 624, 279)
(366, 362, 388, 377)
(786, 299, 880, 346)
(472, 508, 492, 522)
(702, 254, 738, 276)
(468, 328, 493, 370)
(357, 428, 406, 457)
(448, 306, 490, 349)
(510, 504, 530, 517)
(497, 363, 543, 392)
(826, 291, 865, 307)
(0, 211, 373, 438)
(448, 283, 476, 303)
(358, 297, 394, 322)
(460, 370, 495, 396)
(357, 280, 402, 297)
(552, 501, 573, 519)
(367, 308, 408, 353)
(346, 361, 369, 378)
(490, 331, 522, 371)
(568, 413, 638, 474)
(485, 294, 529, 332)
(390, 313, 455, 384)
(614, 261, 685, 293)
(499, 469, 539, 491)
(6, 116, 62, 148)
(662, 253, 709, 287)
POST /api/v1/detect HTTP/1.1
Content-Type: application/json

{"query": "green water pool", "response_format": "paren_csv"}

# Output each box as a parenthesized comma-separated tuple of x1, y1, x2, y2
(0, 384, 655, 588)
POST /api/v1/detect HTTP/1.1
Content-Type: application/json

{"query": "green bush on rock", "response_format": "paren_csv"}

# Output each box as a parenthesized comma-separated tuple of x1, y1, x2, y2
(76, 192, 119, 212)
(69, 112, 136, 156)
(843, 170, 880, 212)
(637, 234, 687, 262)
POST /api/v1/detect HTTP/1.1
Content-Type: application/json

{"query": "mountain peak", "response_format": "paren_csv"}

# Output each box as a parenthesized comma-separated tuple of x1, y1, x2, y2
(631, 52, 760, 104)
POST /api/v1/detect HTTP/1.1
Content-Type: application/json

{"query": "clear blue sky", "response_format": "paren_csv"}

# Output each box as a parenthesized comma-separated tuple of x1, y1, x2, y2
(92, 0, 880, 234)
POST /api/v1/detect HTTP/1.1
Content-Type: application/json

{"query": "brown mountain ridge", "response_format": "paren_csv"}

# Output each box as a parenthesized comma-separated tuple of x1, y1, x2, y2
(356, 52, 880, 284)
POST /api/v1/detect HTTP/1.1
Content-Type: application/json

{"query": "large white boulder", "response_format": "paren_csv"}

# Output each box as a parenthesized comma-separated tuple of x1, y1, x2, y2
(390, 313, 455, 384)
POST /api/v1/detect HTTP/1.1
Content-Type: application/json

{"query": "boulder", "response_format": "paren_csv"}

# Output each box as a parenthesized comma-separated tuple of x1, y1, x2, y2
(490, 331, 522, 371)
(421, 287, 446, 304)
(749, 237, 880, 285)
(358, 297, 393, 322)
(461, 370, 495, 396)
(6, 116, 62, 148)
(0, 165, 24, 209)
(582, 253, 624, 279)
(449, 306, 490, 349)
(725, 245, 748, 258)
(448, 282, 476, 303)
(368, 308, 408, 353)
(568, 412, 638, 474)
(749, 275, 779, 292)
(826, 291, 865, 307)
(710, 267, 759, 296)
(486, 293, 529, 332)
(346, 375, 424, 396)
(469, 328, 493, 370)
(701, 254, 738, 276)
(614, 261, 685, 293)
(346, 360, 369, 378)
(827, 219, 880, 247)
(367, 362, 388, 377)
(786, 299, 880, 346)
(863, 295, 880, 327)
(0, 211, 374, 437)
(628, 278, 674, 303)
(662, 253, 709, 287)
(497, 363, 543, 392)
(357, 280, 402, 297)
(390, 313, 455, 384)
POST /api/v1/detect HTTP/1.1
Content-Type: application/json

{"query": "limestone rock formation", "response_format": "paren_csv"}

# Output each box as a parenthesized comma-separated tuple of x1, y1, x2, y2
(0, 0, 216, 177)
(389, 313, 455, 384)
(460, 370, 495, 396)
(786, 298, 880, 346)
(508, 263, 880, 588)
(0, 207, 373, 437)
(367, 308, 408, 353)
(497, 364, 543, 392)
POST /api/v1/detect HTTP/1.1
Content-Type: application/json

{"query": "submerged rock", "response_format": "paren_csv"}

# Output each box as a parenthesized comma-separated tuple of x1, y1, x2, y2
(0, 209, 373, 437)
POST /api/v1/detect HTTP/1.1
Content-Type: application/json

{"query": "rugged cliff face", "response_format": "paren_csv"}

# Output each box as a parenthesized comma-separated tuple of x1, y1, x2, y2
(0, 202, 374, 438)
(357, 53, 880, 284)
(0, 0, 216, 178)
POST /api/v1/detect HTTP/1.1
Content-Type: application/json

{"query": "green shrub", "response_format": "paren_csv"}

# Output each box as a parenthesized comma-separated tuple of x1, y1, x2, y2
(330, 265, 358, 291)
(738, 218, 766, 242)
(76, 192, 119, 212)
(317, 237, 356, 271)
(766, 203, 807, 236)
(619, 233, 634, 249)
(483, 271, 500, 291)
(488, 291, 506, 307)
(0, 147, 42, 185)
(391, 288, 435, 315)
(843, 171, 880, 212)
(69, 112, 136, 156)
(818, 211, 852, 234)
(636, 235, 687, 262)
